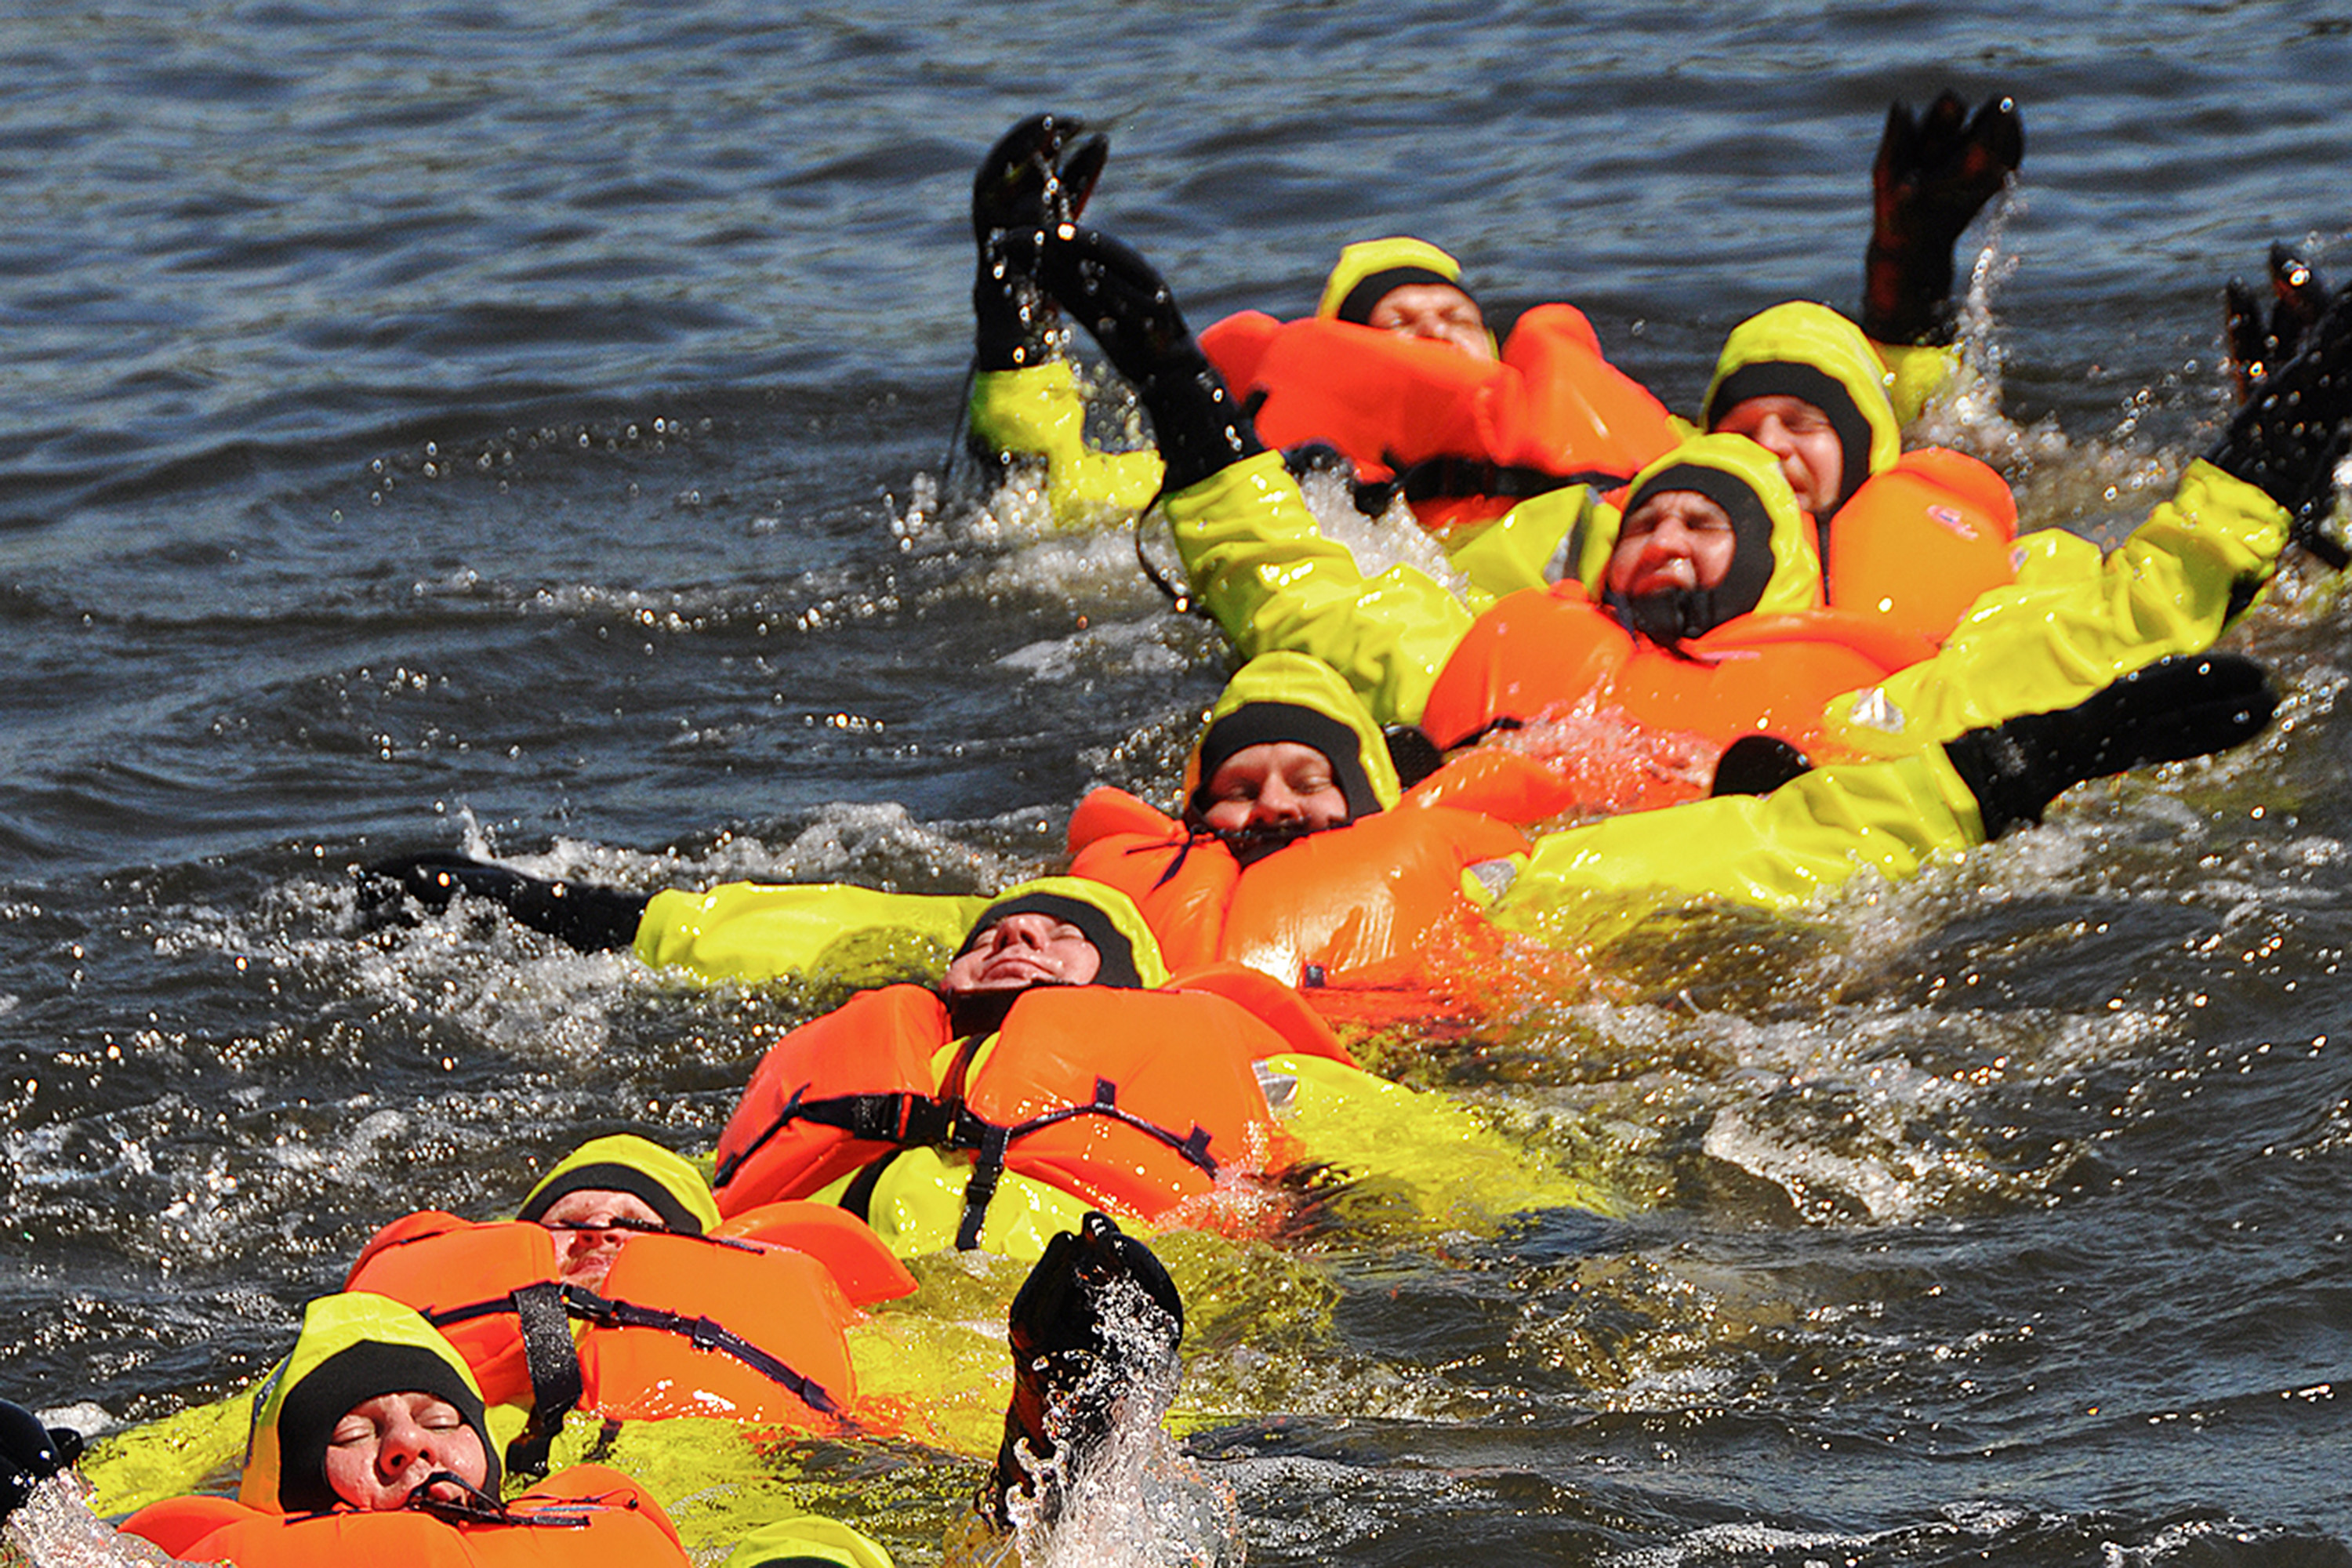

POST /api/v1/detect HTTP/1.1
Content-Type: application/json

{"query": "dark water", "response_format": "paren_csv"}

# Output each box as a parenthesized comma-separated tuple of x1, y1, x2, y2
(5, 1, 2352, 1563)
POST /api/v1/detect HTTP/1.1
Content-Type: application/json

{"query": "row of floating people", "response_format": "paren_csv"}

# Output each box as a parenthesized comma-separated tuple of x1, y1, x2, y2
(8, 93, 2352, 1565)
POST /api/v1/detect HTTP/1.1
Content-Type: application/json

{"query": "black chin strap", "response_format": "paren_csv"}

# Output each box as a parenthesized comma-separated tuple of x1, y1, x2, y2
(402, 1470, 521, 1526)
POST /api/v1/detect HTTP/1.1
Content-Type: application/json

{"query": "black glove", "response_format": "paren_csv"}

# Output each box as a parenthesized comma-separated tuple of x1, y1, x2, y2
(1711, 734, 1812, 797)
(972, 114, 1107, 372)
(357, 852, 649, 953)
(2211, 241, 2343, 566)
(1035, 226, 1265, 490)
(988, 1211, 1183, 1529)
(1944, 653, 2276, 837)
(1, 1400, 83, 1522)
(1860, 91, 2024, 347)
(2218, 245, 2352, 567)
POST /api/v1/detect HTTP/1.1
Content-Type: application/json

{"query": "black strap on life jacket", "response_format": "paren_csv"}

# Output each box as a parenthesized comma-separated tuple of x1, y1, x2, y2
(559, 1285, 842, 1416)
(721, 1073, 1223, 1256)
(952, 1076, 1218, 1252)
(713, 1083, 968, 1191)
(423, 1281, 842, 1427)
(504, 1281, 584, 1477)
(404, 1472, 631, 1530)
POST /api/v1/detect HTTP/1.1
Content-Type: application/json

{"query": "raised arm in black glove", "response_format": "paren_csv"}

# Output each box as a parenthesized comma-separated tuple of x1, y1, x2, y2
(972, 113, 1107, 372)
(1, 1400, 83, 1523)
(358, 852, 650, 953)
(2217, 244, 2352, 568)
(988, 1211, 1184, 1530)
(1943, 653, 2276, 837)
(1033, 225, 1264, 490)
(1861, 90, 2024, 347)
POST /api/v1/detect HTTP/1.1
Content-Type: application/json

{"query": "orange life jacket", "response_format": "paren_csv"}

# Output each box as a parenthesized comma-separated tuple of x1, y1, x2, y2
(712, 980, 1353, 1247)
(1201, 307, 1677, 532)
(1065, 787, 1528, 988)
(121, 1465, 684, 1568)
(1820, 447, 2018, 641)
(1418, 585, 1938, 816)
(342, 1219, 862, 1436)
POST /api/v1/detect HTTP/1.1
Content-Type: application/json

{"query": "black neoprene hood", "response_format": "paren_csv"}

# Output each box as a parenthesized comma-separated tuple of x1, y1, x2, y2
(955, 892, 1144, 989)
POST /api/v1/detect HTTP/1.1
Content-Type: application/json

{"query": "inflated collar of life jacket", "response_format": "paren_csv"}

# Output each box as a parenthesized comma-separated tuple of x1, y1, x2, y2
(1602, 460, 1778, 648)
(953, 892, 1145, 990)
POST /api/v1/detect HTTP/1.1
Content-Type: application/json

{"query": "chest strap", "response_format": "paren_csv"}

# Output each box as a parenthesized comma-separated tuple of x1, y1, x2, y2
(953, 1077, 1218, 1251)
(714, 1085, 967, 1190)
(424, 1278, 842, 1461)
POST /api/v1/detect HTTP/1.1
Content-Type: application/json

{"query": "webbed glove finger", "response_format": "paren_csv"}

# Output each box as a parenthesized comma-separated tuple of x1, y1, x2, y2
(972, 114, 1109, 370)
(972, 113, 1105, 240)
(1862, 90, 2024, 345)
(2225, 244, 2332, 401)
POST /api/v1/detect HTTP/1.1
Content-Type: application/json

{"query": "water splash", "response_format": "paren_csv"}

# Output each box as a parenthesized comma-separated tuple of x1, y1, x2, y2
(988, 1272, 1241, 1568)
(2, 1472, 176, 1568)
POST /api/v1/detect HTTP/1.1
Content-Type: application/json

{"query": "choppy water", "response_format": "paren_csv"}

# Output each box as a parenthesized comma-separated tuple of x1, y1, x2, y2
(5, 2, 2352, 1564)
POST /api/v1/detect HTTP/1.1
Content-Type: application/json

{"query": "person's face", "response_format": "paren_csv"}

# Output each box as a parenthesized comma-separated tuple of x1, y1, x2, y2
(1605, 491, 1739, 599)
(323, 1390, 488, 1512)
(1199, 741, 1352, 835)
(1366, 282, 1494, 362)
(1711, 395, 1842, 514)
(942, 913, 1103, 996)
(535, 1188, 666, 1290)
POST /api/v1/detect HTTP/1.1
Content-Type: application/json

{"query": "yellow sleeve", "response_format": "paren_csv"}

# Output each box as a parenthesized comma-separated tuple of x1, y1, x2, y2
(1268, 1053, 1623, 1221)
(1163, 449, 1476, 725)
(1486, 749, 1984, 949)
(1871, 339, 1960, 426)
(633, 884, 991, 988)
(968, 363, 1164, 527)
(1823, 459, 2291, 757)
(1442, 485, 1592, 600)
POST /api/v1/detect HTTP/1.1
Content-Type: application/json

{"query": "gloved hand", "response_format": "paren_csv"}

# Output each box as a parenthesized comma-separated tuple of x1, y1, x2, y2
(1, 1400, 83, 1522)
(2201, 267, 2352, 554)
(1035, 225, 1265, 489)
(972, 113, 1107, 372)
(1943, 653, 2276, 837)
(2218, 245, 2352, 567)
(1861, 90, 2024, 346)
(989, 1211, 1183, 1530)
(1710, 734, 1811, 797)
(357, 852, 649, 953)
